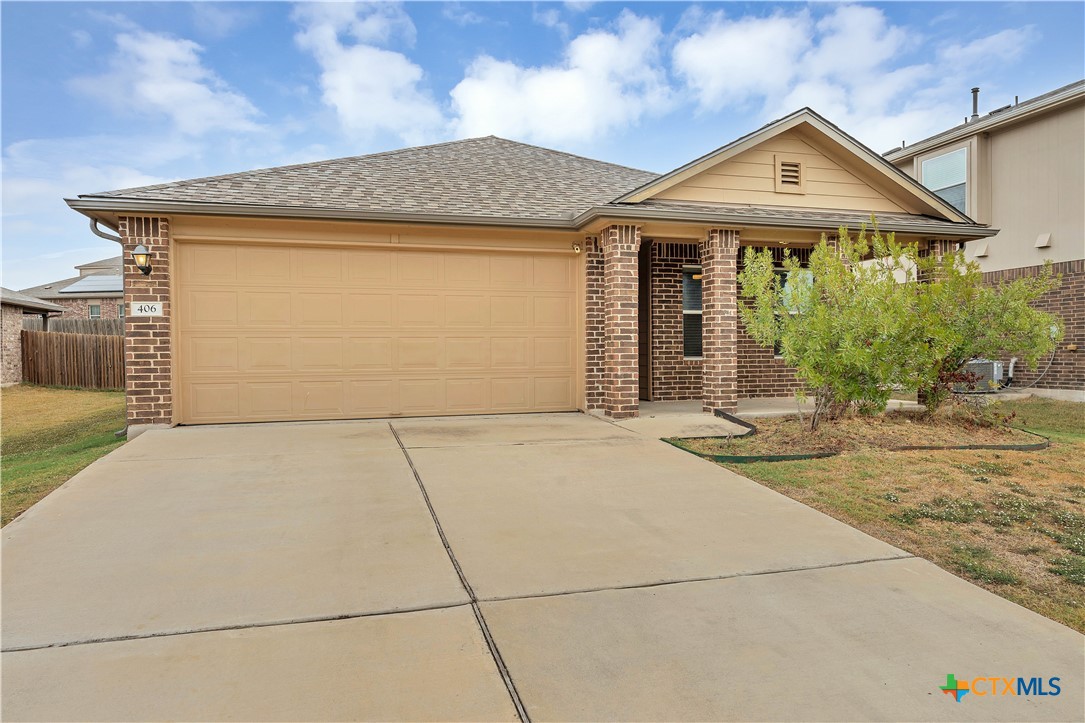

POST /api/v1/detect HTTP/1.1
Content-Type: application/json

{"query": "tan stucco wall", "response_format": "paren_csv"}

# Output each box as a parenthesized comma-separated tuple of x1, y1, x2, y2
(2, 304, 24, 384)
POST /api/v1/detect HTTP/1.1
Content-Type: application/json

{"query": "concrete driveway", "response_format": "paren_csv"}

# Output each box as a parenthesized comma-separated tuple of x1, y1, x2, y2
(3, 413, 1082, 721)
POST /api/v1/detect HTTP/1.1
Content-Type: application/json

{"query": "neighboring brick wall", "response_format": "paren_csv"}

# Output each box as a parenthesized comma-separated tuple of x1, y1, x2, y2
(601, 224, 641, 418)
(1, 304, 23, 384)
(983, 260, 1084, 391)
(49, 297, 123, 319)
(119, 216, 173, 427)
(649, 241, 702, 401)
(701, 229, 739, 413)
(584, 236, 605, 410)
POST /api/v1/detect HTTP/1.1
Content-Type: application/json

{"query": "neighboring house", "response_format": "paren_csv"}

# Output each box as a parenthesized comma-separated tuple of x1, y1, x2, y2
(1, 288, 64, 385)
(886, 80, 1084, 400)
(66, 108, 996, 435)
(19, 255, 124, 320)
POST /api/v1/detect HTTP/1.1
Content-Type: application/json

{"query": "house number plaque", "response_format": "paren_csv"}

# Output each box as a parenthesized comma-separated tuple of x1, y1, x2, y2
(130, 302, 163, 317)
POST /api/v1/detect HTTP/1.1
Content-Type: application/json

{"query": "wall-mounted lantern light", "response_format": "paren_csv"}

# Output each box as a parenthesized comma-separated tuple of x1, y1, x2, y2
(132, 244, 152, 275)
(572, 243, 582, 254)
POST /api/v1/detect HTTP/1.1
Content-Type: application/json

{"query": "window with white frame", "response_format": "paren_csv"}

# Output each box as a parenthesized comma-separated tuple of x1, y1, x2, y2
(88, 304, 101, 319)
(682, 266, 702, 358)
(118, 304, 125, 319)
(921, 147, 968, 213)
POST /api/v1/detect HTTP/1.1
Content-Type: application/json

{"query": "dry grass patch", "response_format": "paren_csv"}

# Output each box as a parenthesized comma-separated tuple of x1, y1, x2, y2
(2, 385, 125, 526)
(680, 397, 1085, 633)
(682, 407, 1040, 457)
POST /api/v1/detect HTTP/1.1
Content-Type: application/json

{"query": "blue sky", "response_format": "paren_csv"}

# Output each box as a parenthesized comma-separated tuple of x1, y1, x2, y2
(3, 1, 1083, 289)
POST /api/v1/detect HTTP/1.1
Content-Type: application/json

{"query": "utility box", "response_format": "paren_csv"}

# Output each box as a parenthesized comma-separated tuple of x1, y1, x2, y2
(954, 358, 1004, 393)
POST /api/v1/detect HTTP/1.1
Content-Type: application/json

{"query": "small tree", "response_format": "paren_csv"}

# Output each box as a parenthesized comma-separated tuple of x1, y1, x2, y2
(738, 225, 925, 430)
(739, 219, 1064, 430)
(912, 251, 1061, 411)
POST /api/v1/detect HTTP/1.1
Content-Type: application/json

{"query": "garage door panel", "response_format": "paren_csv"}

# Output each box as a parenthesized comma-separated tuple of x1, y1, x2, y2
(296, 337, 344, 371)
(247, 382, 293, 416)
(344, 250, 393, 285)
(178, 242, 577, 424)
(297, 293, 343, 326)
(400, 379, 444, 413)
(297, 381, 345, 414)
(243, 247, 291, 283)
(345, 338, 394, 370)
(242, 292, 292, 326)
(491, 337, 529, 369)
(295, 249, 344, 283)
(185, 290, 239, 328)
(345, 294, 394, 327)
(444, 295, 487, 327)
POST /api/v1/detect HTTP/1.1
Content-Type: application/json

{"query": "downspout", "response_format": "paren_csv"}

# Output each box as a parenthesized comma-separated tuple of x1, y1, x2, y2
(89, 218, 123, 243)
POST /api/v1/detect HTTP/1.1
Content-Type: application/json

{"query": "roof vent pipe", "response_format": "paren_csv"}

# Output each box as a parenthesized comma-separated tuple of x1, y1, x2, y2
(971, 87, 980, 121)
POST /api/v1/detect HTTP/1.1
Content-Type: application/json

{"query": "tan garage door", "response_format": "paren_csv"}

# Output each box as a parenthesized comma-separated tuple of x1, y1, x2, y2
(176, 242, 578, 424)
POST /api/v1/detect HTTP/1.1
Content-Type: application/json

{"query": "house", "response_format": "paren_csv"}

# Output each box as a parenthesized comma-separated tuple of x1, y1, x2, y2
(1, 288, 64, 385)
(66, 108, 996, 436)
(19, 256, 124, 320)
(885, 80, 1084, 400)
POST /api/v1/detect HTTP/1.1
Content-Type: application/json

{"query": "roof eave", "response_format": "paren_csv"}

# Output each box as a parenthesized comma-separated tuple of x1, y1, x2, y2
(885, 81, 1085, 162)
(573, 205, 998, 239)
(65, 197, 579, 231)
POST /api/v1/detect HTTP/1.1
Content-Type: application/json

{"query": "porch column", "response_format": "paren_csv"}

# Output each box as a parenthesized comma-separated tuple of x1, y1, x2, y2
(702, 228, 739, 414)
(119, 216, 173, 436)
(601, 224, 641, 419)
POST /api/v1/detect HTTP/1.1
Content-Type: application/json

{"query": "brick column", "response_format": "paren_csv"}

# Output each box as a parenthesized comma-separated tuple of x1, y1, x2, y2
(118, 216, 173, 435)
(702, 228, 739, 414)
(601, 224, 641, 419)
(584, 235, 606, 410)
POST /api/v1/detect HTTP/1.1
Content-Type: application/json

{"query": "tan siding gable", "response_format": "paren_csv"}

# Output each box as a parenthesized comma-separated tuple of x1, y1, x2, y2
(653, 129, 906, 213)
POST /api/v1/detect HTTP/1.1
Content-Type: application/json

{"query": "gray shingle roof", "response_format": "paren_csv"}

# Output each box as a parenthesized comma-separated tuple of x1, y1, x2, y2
(83, 136, 659, 221)
(619, 199, 985, 236)
(1, 288, 65, 313)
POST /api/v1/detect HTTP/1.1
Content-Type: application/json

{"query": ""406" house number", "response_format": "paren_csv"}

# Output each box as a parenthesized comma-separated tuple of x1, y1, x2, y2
(129, 302, 163, 317)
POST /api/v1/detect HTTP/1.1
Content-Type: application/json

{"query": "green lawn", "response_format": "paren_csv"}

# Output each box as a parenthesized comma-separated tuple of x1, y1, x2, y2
(698, 397, 1085, 633)
(2, 385, 126, 526)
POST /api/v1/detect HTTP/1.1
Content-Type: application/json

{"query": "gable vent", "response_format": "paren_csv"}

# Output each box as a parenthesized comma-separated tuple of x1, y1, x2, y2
(774, 155, 805, 194)
(779, 161, 801, 185)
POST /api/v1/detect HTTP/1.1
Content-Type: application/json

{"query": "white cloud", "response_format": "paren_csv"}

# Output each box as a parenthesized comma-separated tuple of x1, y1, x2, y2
(939, 26, 1039, 67)
(70, 29, 92, 49)
(673, 11, 812, 110)
(191, 4, 258, 40)
(673, 6, 1042, 152)
(450, 10, 670, 144)
(70, 29, 261, 135)
(292, 2, 442, 143)
(533, 7, 569, 37)
(442, 3, 485, 27)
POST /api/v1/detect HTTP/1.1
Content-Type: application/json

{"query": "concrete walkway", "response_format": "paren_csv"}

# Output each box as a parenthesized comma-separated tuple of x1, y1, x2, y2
(3, 413, 1082, 721)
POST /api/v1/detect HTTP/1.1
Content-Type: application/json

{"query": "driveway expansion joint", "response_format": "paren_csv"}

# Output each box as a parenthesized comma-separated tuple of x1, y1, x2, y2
(477, 553, 918, 604)
(389, 423, 531, 723)
(0, 601, 473, 654)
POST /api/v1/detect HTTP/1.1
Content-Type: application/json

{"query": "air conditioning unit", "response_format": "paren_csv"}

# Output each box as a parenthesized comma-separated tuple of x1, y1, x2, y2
(954, 358, 1004, 393)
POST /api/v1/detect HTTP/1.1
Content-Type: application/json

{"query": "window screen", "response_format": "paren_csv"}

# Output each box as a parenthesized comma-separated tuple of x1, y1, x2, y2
(89, 304, 101, 319)
(682, 268, 703, 358)
(921, 148, 967, 213)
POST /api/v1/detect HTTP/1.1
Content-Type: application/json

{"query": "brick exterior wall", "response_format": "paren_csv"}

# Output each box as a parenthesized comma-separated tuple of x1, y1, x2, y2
(584, 236, 605, 410)
(649, 242, 703, 401)
(50, 297, 123, 319)
(119, 216, 173, 428)
(983, 259, 1084, 391)
(1, 304, 24, 385)
(701, 229, 739, 413)
(736, 320, 804, 398)
(601, 224, 641, 418)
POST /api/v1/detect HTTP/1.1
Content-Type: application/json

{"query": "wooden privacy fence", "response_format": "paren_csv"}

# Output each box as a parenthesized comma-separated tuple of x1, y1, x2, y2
(22, 317, 123, 336)
(21, 330, 124, 390)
